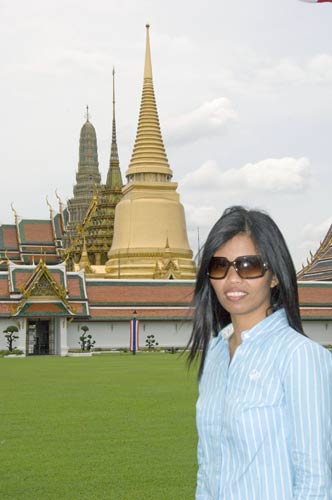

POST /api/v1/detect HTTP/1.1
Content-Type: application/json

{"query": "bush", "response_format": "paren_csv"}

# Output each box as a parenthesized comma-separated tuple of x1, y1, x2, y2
(3, 325, 19, 352)
(78, 326, 96, 351)
(145, 335, 159, 351)
(1, 349, 24, 356)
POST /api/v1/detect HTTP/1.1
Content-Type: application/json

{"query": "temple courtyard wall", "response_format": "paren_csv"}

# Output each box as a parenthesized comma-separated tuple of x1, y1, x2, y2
(1, 317, 332, 356)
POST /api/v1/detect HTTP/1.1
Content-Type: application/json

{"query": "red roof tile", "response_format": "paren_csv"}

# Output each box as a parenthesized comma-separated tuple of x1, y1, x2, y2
(0, 279, 9, 296)
(86, 283, 194, 305)
(13, 271, 32, 290)
(300, 308, 332, 319)
(89, 307, 193, 319)
(298, 287, 332, 305)
(20, 221, 54, 243)
(67, 276, 84, 298)
(23, 303, 66, 313)
(2, 227, 18, 248)
(70, 303, 86, 314)
(0, 303, 11, 314)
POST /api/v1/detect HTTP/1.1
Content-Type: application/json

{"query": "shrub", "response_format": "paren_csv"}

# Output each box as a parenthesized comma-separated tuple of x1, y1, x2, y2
(3, 325, 19, 352)
(78, 326, 96, 351)
(145, 334, 159, 351)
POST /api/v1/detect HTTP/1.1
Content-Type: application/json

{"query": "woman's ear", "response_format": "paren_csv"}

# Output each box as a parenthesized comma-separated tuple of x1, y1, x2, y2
(270, 275, 279, 289)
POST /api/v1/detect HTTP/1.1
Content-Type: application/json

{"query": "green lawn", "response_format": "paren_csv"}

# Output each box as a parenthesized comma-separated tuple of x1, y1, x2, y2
(0, 353, 198, 500)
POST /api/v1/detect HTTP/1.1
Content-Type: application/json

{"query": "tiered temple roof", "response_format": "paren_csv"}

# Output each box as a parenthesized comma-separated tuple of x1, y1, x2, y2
(0, 260, 89, 318)
(0, 205, 65, 269)
(63, 109, 102, 249)
(64, 71, 123, 270)
(297, 224, 332, 281)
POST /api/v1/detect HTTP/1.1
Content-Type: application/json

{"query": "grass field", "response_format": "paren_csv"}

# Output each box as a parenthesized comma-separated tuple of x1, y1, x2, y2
(0, 353, 198, 500)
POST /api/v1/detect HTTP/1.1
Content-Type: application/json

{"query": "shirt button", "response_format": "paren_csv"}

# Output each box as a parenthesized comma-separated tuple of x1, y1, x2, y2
(243, 333, 250, 339)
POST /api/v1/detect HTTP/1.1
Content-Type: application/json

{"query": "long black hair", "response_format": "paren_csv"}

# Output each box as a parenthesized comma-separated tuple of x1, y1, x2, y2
(188, 206, 304, 379)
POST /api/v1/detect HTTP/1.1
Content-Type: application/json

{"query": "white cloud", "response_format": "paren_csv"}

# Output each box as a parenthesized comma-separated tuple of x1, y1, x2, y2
(257, 59, 306, 85)
(153, 32, 194, 54)
(164, 98, 237, 146)
(184, 203, 220, 229)
(183, 204, 221, 258)
(256, 54, 332, 87)
(180, 157, 312, 194)
(307, 54, 332, 82)
(300, 216, 332, 252)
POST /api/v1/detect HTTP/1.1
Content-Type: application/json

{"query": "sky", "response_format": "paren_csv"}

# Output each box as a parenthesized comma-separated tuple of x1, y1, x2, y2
(1, 0, 331, 270)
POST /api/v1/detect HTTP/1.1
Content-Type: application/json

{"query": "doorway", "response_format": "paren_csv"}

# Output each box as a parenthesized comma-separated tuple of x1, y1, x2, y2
(27, 320, 53, 355)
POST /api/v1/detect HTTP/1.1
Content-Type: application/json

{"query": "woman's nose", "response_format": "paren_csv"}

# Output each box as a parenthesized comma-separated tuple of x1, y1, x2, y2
(227, 264, 242, 281)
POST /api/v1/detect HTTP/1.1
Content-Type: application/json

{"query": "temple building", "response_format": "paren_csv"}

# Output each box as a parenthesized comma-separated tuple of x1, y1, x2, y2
(297, 224, 332, 281)
(62, 107, 102, 253)
(105, 25, 196, 280)
(64, 70, 123, 271)
(0, 203, 65, 269)
(0, 25, 331, 356)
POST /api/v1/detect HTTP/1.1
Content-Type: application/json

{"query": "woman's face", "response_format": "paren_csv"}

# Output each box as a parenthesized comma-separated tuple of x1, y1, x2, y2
(210, 233, 278, 328)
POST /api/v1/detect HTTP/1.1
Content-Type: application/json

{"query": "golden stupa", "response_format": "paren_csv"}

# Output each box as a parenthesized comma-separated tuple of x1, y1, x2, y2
(105, 25, 196, 279)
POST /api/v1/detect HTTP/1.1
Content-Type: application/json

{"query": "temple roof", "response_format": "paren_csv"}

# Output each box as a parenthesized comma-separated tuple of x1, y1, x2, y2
(78, 110, 100, 172)
(297, 224, 332, 281)
(0, 262, 89, 318)
(64, 110, 102, 245)
(0, 212, 64, 268)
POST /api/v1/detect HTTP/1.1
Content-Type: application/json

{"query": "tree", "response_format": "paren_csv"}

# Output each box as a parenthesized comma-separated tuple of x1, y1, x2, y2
(145, 334, 159, 351)
(79, 325, 96, 351)
(3, 325, 19, 352)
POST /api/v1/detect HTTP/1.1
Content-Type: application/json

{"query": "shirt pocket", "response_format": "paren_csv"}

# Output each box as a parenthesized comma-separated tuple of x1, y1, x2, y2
(226, 373, 285, 446)
(225, 371, 285, 432)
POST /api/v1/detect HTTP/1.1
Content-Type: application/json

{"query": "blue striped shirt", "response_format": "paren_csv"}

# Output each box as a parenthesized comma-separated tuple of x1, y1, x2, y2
(196, 309, 332, 499)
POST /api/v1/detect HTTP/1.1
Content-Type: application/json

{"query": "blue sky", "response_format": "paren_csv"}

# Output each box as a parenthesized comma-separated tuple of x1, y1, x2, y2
(1, 0, 331, 269)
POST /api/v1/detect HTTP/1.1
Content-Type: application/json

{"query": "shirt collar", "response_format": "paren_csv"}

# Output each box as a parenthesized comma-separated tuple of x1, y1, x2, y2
(220, 309, 288, 344)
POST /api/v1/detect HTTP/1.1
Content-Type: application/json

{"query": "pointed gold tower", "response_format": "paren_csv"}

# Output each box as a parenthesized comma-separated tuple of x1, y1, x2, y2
(106, 25, 196, 279)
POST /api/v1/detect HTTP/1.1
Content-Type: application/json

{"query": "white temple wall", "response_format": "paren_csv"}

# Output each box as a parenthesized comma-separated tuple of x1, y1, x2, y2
(0, 318, 26, 353)
(303, 320, 332, 346)
(67, 319, 192, 350)
(1, 317, 331, 354)
(139, 320, 191, 348)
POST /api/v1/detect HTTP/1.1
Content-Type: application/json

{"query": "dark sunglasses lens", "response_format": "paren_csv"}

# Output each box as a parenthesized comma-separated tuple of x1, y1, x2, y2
(208, 257, 229, 278)
(236, 256, 265, 278)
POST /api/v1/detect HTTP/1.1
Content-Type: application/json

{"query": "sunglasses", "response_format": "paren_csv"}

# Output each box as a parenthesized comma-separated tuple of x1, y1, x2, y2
(207, 255, 269, 280)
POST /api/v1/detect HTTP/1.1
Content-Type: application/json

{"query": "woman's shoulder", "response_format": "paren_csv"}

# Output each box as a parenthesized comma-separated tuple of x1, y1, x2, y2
(265, 310, 331, 371)
(274, 322, 332, 376)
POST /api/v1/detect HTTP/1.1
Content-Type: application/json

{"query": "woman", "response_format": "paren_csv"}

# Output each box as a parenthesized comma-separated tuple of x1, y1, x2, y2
(188, 206, 332, 500)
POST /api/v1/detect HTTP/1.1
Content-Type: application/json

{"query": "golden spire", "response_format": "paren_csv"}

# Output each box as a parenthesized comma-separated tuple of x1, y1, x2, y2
(125, 24, 173, 181)
(46, 196, 53, 218)
(55, 190, 63, 214)
(79, 237, 92, 272)
(144, 24, 153, 80)
(11, 203, 18, 223)
(106, 67, 122, 188)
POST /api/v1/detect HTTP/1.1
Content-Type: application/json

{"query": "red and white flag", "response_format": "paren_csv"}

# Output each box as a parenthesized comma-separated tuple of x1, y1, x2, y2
(300, 0, 332, 3)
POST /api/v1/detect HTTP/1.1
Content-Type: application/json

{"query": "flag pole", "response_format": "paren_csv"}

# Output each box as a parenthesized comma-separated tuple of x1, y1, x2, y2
(132, 310, 137, 355)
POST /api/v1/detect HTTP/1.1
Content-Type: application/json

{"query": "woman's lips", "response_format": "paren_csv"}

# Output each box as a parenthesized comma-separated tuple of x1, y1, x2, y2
(225, 290, 247, 301)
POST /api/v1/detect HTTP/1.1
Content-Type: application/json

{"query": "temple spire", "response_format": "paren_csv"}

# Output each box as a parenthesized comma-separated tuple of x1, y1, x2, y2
(106, 67, 122, 188)
(125, 24, 172, 181)
(144, 24, 153, 80)
(105, 25, 196, 280)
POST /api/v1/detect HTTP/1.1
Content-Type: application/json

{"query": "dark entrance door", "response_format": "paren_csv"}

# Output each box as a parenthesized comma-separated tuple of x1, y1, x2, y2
(27, 320, 50, 355)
